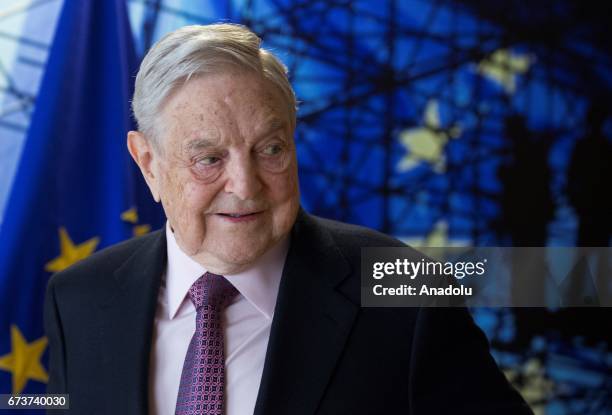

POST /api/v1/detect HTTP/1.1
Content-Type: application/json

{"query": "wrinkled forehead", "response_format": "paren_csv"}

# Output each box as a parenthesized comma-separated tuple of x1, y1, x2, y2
(168, 71, 288, 118)
(159, 72, 292, 142)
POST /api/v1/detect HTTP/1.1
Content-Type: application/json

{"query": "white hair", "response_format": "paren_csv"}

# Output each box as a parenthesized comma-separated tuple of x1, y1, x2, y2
(132, 23, 297, 147)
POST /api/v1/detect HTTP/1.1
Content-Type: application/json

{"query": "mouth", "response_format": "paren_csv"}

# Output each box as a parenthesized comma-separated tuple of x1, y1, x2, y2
(215, 211, 263, 222)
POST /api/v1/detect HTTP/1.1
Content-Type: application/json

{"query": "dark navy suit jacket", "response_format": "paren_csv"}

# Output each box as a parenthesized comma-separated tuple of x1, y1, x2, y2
(45, 210, 533, 414)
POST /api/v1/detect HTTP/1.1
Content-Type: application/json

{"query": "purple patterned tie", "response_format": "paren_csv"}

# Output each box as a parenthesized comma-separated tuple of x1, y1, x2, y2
(175, 272, 238, 415)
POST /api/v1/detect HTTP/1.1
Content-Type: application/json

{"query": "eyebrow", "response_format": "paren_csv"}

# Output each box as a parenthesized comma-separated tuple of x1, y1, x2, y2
(264, 116, 286, 131)
(254, 116, 288, 139)
(183, 135, 221, 153)
(182, 116, 288, 152)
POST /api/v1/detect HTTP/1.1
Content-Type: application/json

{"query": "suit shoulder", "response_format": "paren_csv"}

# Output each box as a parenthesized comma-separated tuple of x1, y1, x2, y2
(304, 214, 423, 317)
(48, 229, 163, 292)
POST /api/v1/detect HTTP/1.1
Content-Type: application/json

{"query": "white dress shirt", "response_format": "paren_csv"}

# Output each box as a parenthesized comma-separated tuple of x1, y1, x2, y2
(149, 222, 288, 415)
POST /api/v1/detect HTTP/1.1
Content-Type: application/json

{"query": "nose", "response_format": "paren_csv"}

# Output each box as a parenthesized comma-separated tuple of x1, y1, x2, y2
(224, 153, 263, 200)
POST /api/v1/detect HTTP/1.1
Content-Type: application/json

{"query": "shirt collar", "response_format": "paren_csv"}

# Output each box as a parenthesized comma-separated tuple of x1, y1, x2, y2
(165, 221, 289, 320)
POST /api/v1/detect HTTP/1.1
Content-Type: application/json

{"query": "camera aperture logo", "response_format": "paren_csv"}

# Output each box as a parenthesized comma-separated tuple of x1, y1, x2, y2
(371, 258, 487, 297)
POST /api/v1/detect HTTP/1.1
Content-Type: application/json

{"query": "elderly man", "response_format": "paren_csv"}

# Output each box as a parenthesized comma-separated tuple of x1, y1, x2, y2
(44, 24, 532, 415)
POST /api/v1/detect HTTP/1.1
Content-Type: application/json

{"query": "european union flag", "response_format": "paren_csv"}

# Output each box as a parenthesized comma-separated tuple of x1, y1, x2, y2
(0, 0, 164, 398)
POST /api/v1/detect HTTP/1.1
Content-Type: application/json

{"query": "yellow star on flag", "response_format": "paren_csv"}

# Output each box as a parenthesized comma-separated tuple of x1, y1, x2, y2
(120, 207, 138, 224)
(121, 207, 152, 236)
(476, 49, 533, 94)
(397, 99, 461, 173)
(45, 227, 99, 273)
(0, 325, 48, 394)
(133, 224, 151, 236)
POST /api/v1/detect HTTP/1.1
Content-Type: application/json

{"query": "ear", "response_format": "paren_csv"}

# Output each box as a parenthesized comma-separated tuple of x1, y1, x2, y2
(127, 131, 162, 203)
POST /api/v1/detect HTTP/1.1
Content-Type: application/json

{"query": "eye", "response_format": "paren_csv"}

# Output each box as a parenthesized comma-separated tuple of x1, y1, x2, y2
(261, 143, 283, 156)
(196, 155, 221, 166)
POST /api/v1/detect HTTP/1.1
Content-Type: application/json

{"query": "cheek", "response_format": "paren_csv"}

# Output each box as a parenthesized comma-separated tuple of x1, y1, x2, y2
(180, 183, 218, 218)
(270, 152, 299, 198)
(160, 172, 218, 224)
(265, 167, 300, 233)
(266, 167, 299, 204)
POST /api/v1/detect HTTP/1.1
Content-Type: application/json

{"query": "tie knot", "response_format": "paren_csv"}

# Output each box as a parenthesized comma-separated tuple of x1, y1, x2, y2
(188, 272, 238, 310)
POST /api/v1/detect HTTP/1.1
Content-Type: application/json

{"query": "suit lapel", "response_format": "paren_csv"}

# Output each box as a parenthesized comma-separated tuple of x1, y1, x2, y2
(254, 212, 359, 415)
(92, 213, 357, 414)
(97, 229, 167, 415)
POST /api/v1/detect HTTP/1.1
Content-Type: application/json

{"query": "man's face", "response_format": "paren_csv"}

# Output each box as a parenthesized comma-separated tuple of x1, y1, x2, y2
(131, 71, 300, 274)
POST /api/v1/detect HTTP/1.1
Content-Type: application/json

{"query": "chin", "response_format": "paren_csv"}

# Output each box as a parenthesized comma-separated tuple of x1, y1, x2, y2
(226, 245, 267, 264)
(207, 240, 271, 270)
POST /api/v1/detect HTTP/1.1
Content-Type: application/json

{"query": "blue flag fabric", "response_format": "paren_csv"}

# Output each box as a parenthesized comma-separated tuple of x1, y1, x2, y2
(0, 0, 164, 396)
